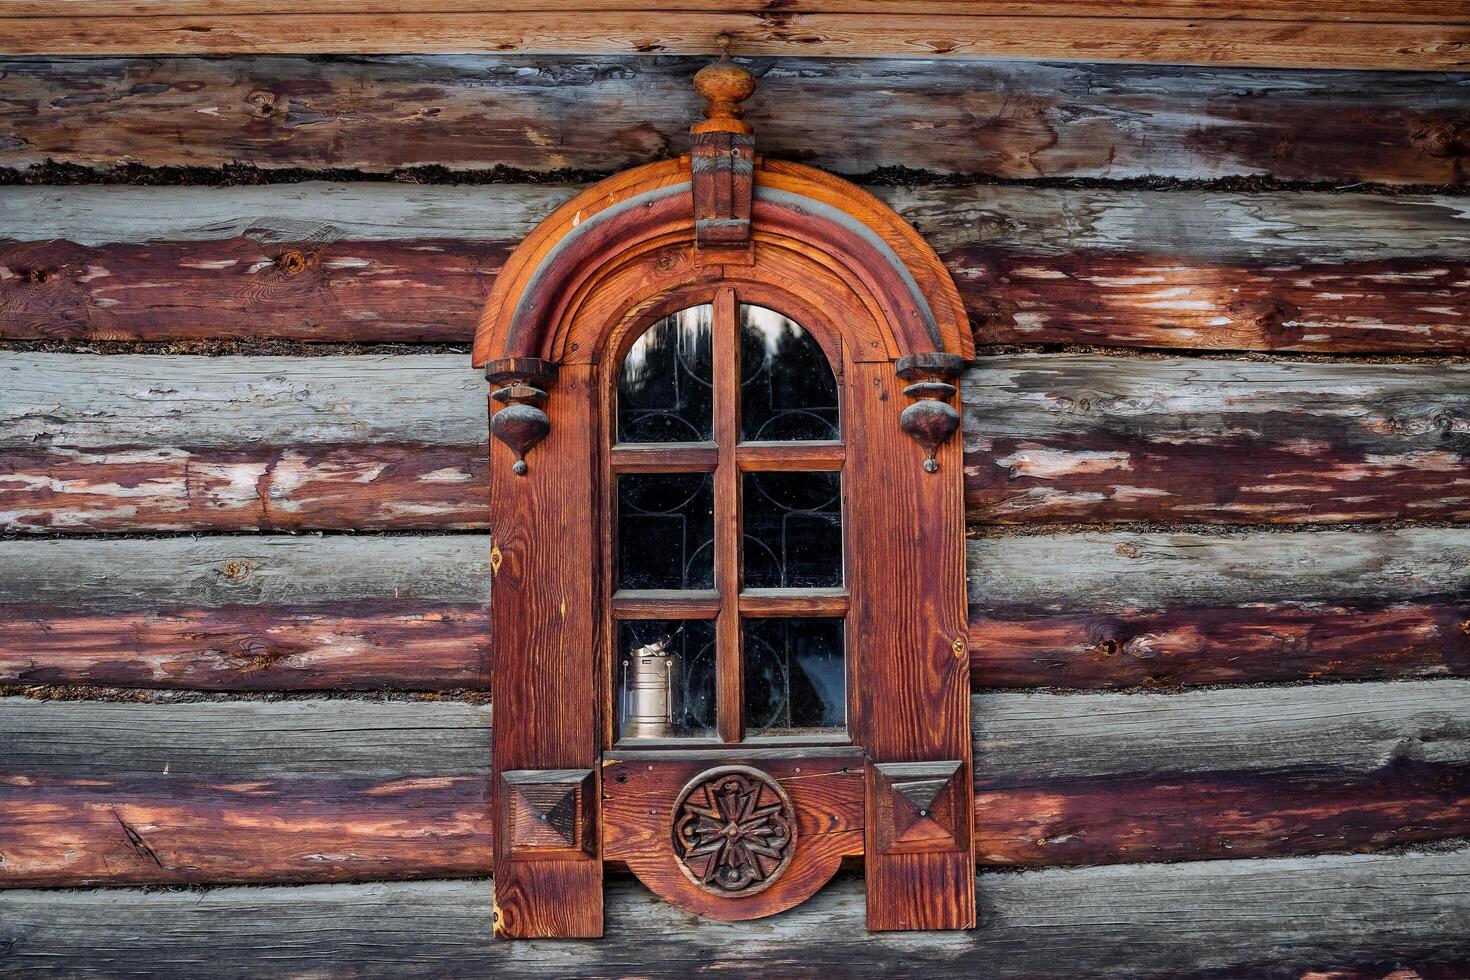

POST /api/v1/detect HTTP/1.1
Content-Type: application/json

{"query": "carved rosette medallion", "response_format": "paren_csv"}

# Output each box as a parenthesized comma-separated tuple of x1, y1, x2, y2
(671, 765, 796, 896)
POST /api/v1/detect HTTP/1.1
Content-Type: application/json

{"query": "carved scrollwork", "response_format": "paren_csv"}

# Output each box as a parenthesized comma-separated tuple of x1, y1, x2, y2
(485, 356, 558, 476)
(895, 351, 967, 473)
(671, 765, 796, 896)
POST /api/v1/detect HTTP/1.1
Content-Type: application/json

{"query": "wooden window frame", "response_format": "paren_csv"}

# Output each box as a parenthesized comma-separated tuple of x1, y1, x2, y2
(475, 58, 977, 939)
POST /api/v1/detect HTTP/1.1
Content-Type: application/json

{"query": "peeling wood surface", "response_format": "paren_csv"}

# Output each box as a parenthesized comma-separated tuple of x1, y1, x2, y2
(969, 528, 1470, 688)
(2, 56, 1467, 182)
(965, 355, 1470, 525)
(4, 353, 1466, 532)
(1, 7, 1467, 70)
(5, 528, 1466, 691)
(2, 852, 1468, 978)
(5, 183, 1466, 351)
(2, 683, 1467, 885)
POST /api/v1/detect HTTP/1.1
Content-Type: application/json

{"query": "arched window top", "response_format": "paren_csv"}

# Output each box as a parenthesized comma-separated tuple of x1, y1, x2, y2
(472, 157, 972, 370)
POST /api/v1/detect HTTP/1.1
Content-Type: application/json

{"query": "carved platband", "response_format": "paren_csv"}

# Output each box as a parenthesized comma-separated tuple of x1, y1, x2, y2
(895, 352, 966, 473)
(485, 356, 558, 476)
(671, 765, 796, 896)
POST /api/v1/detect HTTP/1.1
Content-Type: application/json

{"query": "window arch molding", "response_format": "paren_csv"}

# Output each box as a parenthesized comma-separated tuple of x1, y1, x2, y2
(477, 56, 976, 940)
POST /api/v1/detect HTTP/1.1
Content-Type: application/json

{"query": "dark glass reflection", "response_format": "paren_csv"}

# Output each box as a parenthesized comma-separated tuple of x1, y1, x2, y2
(618, 305, 714, 443)
(743, 618, 845, 736)
(740, 304, 838, 442)
(742, 471, 842, 589)
(615, 619, 716, 740)
(618, 473, 715, 590)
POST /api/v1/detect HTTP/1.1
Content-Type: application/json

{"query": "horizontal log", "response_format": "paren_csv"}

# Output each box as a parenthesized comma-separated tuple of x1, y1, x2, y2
(5, 527, 1467, 691)
(0, 353, 488, 532)
(5, 183, 1466, 351)
(1, 56, 1467, 182)
(965, 354, 1470, 524)
(3, 681, 1467, 885)
(3, 7, 1467, 70)
(5, 353, 1466, 531)
(2, 854, 1467, 979)
(969, 528, 1470, 688)
(0, 535, 488, 690)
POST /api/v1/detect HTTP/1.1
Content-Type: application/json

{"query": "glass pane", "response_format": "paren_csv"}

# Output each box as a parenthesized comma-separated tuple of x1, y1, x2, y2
(742, 471, 842, 589)
(615, 619, 716, 740)
(618, 473, 715, 590)
(743, 618, 845, 736)
(740, 304, 838, 442)
(618, 304, 714, 443)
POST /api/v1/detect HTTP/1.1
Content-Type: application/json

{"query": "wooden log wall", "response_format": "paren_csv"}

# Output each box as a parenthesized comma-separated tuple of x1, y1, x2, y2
(2, 53, 1468, 976)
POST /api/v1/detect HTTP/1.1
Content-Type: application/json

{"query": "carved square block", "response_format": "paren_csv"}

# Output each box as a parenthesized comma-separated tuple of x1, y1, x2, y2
(499, 768, 596, 861)
(872, 761, 966, 856)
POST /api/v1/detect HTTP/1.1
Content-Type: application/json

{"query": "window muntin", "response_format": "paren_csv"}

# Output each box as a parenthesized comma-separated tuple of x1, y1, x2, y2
(611, 295, 847, 744)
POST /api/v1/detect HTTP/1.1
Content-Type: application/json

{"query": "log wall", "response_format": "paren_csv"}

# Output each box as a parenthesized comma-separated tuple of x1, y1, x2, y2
(1, 51, 1468, 977)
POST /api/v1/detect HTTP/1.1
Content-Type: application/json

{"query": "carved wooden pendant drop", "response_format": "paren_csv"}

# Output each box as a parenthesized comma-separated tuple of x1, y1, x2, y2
(672, 766, 797, 896)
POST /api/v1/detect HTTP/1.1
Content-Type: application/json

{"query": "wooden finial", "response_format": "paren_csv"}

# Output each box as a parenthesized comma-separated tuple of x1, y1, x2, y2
(692, 35, 755, 135)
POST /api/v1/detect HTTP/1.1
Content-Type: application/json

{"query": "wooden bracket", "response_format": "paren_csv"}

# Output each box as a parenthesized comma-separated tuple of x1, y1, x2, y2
(485, 356, 557, 476)
(895, 352, 966, 473)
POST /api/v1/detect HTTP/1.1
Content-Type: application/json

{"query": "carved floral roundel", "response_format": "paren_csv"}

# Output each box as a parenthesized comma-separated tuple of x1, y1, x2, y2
(671, 765, 797, 896)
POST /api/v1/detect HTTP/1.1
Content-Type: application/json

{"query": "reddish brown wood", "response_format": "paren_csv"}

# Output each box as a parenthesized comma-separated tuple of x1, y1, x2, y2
(0, 600, 489, 690)
(10, 238, 1467, 357)
(712, 287, 744, 745)
(960, 252, 1470, 354)
(969, 602, 1470, 690)
(602, 749, 862, 921)
(5, 759, 1468, 888)
(0, 237, 506, 343)
(0, 445, 490, 534)
(738, 588, 849, 618)
(489, 362, 602, 939)
(848, 359, 974, 931)
(609, 443, 719, 472)
(610, 590, 722, 619)
(974, 761, 1470, 868)
(0, 772, 494, 887)
(966, 429, 1470, 526)
(734, 441, 845, 470)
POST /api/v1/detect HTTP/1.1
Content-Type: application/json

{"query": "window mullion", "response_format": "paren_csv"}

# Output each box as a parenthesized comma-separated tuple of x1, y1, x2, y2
(712, 287, 744, 743)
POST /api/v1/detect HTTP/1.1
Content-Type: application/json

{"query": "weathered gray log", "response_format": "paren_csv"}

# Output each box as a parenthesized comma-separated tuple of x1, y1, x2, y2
(5, 527, 1467, 691)
(964, 354, 1470, 524)
(3, 849, 1468, 978)
(5, 352, 1467, 531)
(3, 681, 1468, 885)
(0, 55, 1466, 184)
(4, 183, 1466, 350)
(10, 184, 1466, 261)
(968, 526, 1470, 688)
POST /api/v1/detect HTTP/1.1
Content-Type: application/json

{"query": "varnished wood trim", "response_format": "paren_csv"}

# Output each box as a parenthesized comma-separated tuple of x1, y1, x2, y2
(738, 588, 849, 618)
(609, 443, 719, 473)
(712, 288, 744, 744)
(611, 590, 721, 619)
(735, 441, 845, 471)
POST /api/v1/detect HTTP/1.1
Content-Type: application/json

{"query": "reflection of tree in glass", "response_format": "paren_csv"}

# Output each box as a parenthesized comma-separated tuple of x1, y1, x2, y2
(618, 305, 714, 443)
(739, 304, 839, 442)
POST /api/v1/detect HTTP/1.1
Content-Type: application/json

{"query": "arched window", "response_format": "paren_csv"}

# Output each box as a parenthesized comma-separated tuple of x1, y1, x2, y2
(478, 53, 974, 938)
(610, 296, 845, 745)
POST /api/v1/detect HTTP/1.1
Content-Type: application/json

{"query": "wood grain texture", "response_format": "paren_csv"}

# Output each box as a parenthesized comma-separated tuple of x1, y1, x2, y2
(0, 353, 488, 533)
(6, 184, 1467, 352)
(1, 56, 1465, 182)
(2, 681, 1467, 886)
(964, 355, 1470, 524)
(6, 526, 1465, 692)
(5, 353, 1466, 532)
(3, 850, 1468, 978)
(968, 528, 1470, 689)
(1, 7, 1466, 69)
(0, 535, 489, 690)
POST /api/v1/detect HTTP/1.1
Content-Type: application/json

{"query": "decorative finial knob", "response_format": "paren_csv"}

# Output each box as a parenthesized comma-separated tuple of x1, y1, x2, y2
(692, 34, 755, 135)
